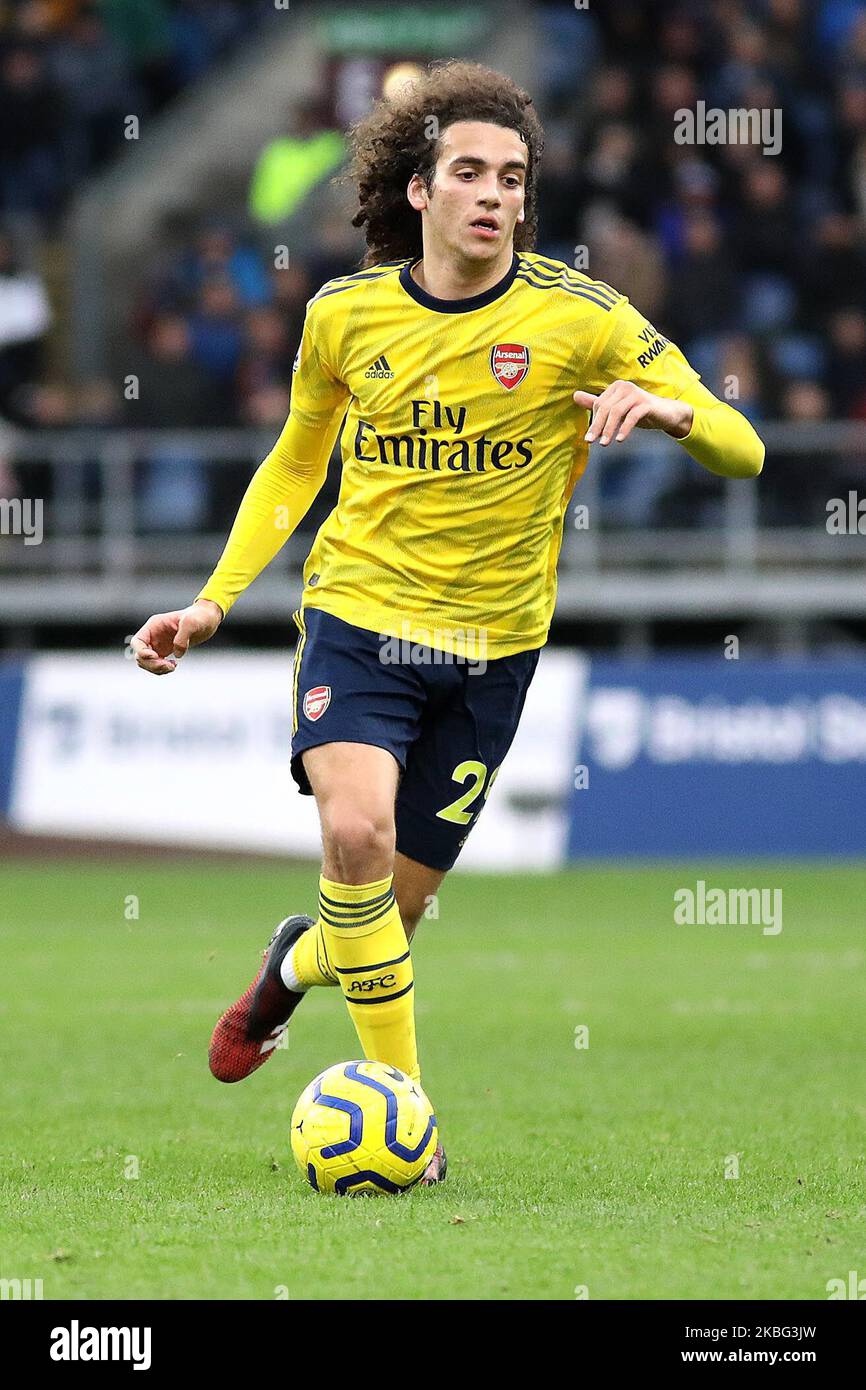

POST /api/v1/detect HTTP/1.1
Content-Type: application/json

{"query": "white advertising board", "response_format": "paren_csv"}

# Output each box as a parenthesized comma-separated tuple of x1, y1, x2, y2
(10, 649, 583, 869)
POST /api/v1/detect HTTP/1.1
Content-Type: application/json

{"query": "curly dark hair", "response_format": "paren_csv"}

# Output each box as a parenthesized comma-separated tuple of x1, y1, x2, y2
(344, 60, 545, 266)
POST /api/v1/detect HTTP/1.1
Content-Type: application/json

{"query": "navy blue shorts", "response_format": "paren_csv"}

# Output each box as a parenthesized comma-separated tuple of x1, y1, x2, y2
(290, 607, 540, 872)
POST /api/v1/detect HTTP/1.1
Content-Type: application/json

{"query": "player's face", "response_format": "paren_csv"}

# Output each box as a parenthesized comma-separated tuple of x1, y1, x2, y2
(416, 120, 527, 265)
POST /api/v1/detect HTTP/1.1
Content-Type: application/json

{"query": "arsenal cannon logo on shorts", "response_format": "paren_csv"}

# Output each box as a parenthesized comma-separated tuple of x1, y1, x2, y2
(303, 685, 331, 721)
(490, 342, 530, 390)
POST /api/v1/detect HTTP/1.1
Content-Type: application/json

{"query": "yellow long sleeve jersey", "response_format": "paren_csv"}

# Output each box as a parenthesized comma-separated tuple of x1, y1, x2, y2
(198, 251, 764, 657)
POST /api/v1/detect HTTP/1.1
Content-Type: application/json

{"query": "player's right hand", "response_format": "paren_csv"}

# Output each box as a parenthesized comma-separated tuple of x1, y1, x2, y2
(130, 599, 223, 675)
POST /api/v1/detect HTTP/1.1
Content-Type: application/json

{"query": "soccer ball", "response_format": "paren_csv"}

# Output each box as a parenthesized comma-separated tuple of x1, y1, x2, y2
(291, 1059, 438, 1196)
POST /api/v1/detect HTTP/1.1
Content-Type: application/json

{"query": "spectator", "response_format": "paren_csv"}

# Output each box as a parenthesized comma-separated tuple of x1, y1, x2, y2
(734, 163, 797, 275)
(582, 208, 667, 323)
(0, 43, 69, 219)
(769, 379, 835, 524)
(241, 383, 291, 429)
(0, 233, 52, 416)
(49, 4, 133, 171)
(177, 222, 271, 309)
(537, 0, 601, 118)
(125, 311, 223, 530)
(577, 122, 655, 229)
(98, 0, 177, 110)
(826, 307, 866, 414)
(798, 212, 866, 320)
(663, 212, 741, 345)
(716, 336, 766, 423)
(235, 306, 295, 415)
(835, 75, 866, 216)
(127, 311, 223, 427)
(536, 123, 581, 255)
(188, 277, 243, 385)
(301, 208, 364, 291)
(249, 99, 346, 227)
(169, 0, 249, 85)
(270, 260, 312, 344)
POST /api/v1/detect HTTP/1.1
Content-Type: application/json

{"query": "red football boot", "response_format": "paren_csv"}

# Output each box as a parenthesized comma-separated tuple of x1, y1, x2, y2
(208, 915, 313, 1083)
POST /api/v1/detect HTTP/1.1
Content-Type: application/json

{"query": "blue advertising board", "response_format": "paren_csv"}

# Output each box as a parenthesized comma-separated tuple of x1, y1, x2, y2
(0, 662, 25, 818)
(567, 659, 866, 857)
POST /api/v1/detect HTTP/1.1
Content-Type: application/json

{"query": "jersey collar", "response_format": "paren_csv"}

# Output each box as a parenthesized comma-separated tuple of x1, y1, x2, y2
(399, 252, 519, 314)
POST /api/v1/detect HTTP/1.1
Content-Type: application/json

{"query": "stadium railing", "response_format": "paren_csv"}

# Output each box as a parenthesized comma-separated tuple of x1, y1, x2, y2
(1, 423, 865, 627)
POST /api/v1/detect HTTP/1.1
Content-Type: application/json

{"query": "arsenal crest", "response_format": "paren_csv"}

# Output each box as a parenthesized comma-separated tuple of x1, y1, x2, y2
(303, 685, 331, 721)
(490, 342, 530, 390)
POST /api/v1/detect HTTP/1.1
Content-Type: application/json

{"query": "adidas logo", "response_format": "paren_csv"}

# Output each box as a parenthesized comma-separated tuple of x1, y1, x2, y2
(365, 354, 394, 379)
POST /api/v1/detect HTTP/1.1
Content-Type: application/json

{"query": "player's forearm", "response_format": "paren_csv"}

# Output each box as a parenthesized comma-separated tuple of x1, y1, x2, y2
(675, 383, 765, 479)
(196, 415, 338, 615)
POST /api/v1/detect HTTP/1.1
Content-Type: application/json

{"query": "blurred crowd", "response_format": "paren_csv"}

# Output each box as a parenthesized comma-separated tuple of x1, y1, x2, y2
(3, 0, 866, 531)
(534, 0, 866, 523)
(0, 0, 272, 222)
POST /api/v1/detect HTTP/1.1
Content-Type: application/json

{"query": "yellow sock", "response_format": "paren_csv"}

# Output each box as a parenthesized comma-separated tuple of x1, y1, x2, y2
(285, 917, 338, 990)
(318, 873, 419, 1081)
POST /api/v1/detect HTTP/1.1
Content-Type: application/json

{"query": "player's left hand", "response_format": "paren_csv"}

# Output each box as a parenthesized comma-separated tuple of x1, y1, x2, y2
(573, 381, 693, 445)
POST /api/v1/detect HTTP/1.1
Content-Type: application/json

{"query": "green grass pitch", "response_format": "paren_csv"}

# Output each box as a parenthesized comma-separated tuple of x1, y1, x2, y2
(1, 858, 864, 1301)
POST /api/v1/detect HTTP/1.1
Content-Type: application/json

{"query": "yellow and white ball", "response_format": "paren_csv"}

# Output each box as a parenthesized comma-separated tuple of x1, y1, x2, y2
(291, 1060, 437, 1195)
